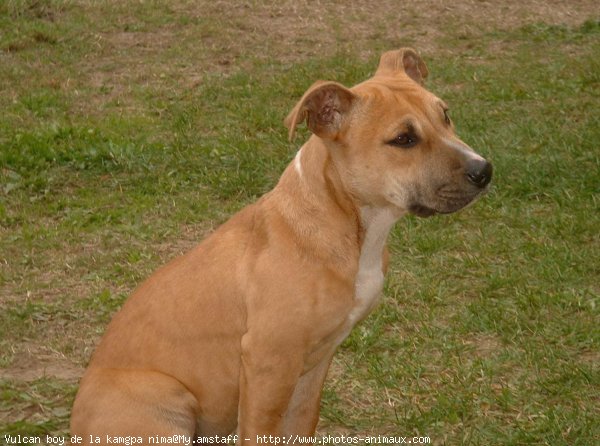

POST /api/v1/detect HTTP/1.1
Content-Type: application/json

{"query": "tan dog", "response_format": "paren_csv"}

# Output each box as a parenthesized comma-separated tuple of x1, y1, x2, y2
(71, 48, 492, 444)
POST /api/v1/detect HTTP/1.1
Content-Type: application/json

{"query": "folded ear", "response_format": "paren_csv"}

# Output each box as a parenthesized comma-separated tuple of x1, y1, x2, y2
(375, 48, 429, 85)
(284, 81, 356, 141)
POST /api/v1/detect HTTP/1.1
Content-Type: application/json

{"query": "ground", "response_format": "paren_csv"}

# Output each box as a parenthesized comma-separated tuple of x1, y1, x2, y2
(0, 0, 599, 443)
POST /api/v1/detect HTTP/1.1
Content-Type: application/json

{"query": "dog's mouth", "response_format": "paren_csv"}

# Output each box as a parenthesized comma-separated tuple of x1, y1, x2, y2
(408, 203, 441, 217)
(409, 188, 488, 218)
(408, 203, 461, 218)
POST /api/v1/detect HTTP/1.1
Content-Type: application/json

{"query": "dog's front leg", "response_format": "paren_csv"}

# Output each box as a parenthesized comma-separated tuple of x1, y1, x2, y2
(237, 332, 305, 445)
(282, 352, 334, 441)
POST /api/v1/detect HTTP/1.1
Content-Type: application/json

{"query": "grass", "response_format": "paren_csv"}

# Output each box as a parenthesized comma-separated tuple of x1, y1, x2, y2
(1, 1, 599, 444)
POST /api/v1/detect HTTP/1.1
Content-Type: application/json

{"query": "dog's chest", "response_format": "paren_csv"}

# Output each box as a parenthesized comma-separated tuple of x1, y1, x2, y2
(347, 208, 396, 327)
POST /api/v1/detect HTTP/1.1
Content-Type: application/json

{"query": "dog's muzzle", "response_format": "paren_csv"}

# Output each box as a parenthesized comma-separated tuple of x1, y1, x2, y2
(409, 157, 492, 218)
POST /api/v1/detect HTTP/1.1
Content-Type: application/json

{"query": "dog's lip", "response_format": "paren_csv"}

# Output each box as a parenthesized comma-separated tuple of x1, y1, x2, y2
(436, 183, 491, 197)
(409, 192, 483, 217)
(408, 203, 439, 217)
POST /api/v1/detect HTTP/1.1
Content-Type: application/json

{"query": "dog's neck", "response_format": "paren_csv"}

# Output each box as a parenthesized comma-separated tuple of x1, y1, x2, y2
(267, 136, 401, 279)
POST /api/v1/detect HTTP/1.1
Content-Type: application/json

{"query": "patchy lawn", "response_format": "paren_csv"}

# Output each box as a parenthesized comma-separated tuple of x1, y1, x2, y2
(1, 1, 599, 444)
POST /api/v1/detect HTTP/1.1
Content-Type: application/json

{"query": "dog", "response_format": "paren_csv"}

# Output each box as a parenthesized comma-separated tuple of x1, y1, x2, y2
(71, 48, 492, 444)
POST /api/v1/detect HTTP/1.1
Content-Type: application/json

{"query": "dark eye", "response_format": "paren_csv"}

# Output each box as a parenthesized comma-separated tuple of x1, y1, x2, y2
(388, 133, 418, 149)
(443, 109, 451, 125)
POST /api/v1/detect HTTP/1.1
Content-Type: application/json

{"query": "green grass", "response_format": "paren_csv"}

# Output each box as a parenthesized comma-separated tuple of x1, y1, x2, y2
(324, 21, 600, 444)
(1, 1, 599, 444)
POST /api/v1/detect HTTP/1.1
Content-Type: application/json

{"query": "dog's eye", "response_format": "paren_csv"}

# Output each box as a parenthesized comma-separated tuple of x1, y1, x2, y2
(388, 133, 418, 149)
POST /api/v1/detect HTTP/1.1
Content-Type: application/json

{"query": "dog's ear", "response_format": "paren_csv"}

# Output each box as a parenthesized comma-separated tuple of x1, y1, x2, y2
(375, 48, 429, 85)
(284, 81, 356, 141)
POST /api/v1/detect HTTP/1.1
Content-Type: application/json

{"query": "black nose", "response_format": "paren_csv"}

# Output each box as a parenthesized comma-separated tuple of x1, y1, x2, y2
(465, 158, 493, 188)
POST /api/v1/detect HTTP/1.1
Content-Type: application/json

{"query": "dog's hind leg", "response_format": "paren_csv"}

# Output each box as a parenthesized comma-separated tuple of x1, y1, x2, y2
(71, 368, 199, 444)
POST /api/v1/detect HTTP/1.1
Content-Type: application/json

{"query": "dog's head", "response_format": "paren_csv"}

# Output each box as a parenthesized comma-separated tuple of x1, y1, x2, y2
(285, 48, 492, 217)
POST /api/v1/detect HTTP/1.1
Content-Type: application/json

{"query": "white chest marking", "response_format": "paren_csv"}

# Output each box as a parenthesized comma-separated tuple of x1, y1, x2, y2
(349, 207, 396, 325)
(331, 208, 397, 348)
